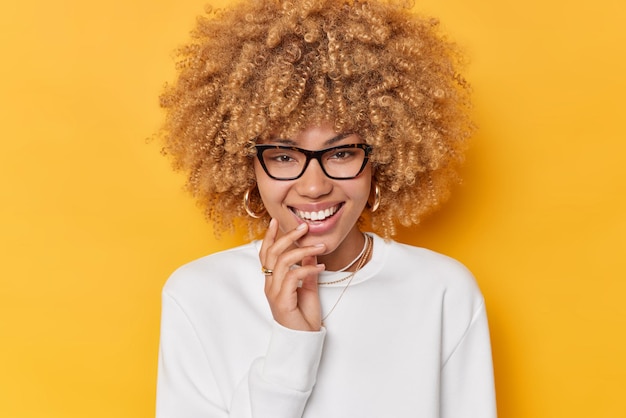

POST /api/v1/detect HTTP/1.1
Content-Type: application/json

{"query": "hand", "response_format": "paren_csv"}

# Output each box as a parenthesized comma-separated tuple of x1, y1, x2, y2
(259, 218, 326, 331)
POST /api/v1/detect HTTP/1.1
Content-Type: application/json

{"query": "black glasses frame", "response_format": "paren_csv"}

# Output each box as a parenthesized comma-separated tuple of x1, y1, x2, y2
(255, 143, 373, 180)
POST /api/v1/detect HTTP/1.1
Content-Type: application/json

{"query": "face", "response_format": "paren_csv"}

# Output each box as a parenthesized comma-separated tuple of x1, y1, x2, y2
(254, 123, 372, 270)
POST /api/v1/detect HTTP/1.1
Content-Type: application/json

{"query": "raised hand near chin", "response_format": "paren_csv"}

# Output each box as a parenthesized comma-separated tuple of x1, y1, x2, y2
(259, 219, 326, 331)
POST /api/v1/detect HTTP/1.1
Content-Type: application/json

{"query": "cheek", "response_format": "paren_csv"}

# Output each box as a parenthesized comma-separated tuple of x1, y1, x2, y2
(253, 163, 271, 197)
(254, 168, 289, 210)
(351, 173, 372, 203)
(257, 183, 289, 204)
(252, 159, 264, 181)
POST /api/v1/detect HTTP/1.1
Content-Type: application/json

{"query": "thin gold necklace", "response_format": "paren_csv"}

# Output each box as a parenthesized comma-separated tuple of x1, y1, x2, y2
(318, 233, 369, 285)
(321, 234, 373, 325)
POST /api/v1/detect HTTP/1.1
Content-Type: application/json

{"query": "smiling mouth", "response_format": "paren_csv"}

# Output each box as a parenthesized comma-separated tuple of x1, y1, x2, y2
(291, 203, 343, 222)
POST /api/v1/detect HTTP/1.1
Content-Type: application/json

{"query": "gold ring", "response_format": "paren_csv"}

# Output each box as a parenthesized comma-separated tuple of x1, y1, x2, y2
(261, 266, 273, 276)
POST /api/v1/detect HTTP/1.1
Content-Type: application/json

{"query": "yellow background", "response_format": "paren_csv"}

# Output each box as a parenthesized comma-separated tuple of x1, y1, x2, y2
(1, 0, 624, 416)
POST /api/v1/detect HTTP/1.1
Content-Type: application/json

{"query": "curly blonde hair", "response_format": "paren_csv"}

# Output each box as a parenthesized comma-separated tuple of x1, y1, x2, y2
(159, 0, 472, 238)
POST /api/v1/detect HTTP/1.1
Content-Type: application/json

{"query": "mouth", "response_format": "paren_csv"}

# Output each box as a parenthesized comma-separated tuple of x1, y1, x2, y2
(290, 203, 343, 222)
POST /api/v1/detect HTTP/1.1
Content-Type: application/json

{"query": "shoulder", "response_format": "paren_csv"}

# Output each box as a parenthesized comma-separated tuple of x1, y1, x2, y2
(380, 237, 488, 355)
(162, 241, 261, 301)
(380, 237, 481, 297)
(374, 236, 485, 326)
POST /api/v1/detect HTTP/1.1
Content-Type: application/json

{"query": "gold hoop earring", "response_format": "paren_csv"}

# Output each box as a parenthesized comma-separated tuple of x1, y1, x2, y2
(368, 182, 381, 213)
(243, 186, 266, 219)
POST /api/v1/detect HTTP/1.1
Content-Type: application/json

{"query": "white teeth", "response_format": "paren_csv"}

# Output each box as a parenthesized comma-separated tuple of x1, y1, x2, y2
(295, 205, 339, 221)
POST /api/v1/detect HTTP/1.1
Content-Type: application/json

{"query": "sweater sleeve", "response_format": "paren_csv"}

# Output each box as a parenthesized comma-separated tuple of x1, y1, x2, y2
(156, 291, 326, 418)
(440, 301, 497, 418)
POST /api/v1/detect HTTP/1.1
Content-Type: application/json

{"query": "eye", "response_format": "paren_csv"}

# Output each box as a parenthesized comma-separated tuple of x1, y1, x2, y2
(328, 149, 355, 160)
(263, 149, 301, 164)
(274, 154, 295, 162)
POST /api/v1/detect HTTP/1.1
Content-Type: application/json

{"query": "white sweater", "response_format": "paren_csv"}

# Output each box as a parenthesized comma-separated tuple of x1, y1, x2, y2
(156, 233, 496, 417)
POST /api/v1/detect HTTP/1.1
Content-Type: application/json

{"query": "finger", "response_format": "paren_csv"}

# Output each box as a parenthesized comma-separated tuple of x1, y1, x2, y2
(262, 222, 310, 275)
(259, 218, 278, 267)
(273, 244, 325, 271)
(266, 222, 308, 257)
(271, 256, 323, 304)
(273, 264, 324, 301)
(299, 255, 323, 289)
(296, 259, 324, 330)
(259, 219, 279, 292)
(265, 264, 323, 323)
(260, 219, 308, 269)
(265, 244, 326, 296)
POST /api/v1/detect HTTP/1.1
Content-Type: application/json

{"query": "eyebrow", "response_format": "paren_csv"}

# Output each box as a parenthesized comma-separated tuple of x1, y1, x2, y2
(271, 132, 354, 147)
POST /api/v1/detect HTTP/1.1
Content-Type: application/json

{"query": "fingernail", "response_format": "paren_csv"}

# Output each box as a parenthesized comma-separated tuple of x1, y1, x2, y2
(316, 264, 326, 270)
(296, 223, 307, 231)
(269, 218, 276, 228)
(314, 243, 325, 248)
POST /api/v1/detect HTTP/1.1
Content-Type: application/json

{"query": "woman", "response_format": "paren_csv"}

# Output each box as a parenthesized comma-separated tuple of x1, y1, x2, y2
(156, 0, 496, 417)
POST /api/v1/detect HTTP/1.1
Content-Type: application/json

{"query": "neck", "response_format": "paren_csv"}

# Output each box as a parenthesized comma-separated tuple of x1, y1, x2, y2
(317, 229, 367, 272)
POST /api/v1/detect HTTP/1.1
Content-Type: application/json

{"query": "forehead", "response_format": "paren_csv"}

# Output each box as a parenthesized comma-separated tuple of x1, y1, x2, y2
(260, 126, 361, 149)
(256, 115, 361, 141)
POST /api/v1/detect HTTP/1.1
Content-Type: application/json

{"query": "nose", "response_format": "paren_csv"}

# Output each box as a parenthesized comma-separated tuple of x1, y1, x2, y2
(295, 158, 332, 198)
